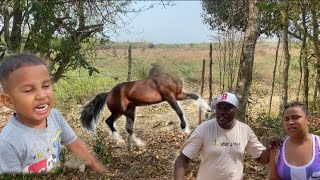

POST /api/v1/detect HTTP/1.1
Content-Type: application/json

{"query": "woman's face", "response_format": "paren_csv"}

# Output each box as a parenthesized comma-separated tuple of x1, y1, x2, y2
(283, 106, 310, 138)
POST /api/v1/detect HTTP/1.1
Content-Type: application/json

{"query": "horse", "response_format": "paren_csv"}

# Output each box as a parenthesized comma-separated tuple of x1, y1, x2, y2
(80, 66, 212, 150)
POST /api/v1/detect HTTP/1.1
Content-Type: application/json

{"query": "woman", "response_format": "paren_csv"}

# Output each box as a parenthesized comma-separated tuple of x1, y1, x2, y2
(269, 101, 320, 180)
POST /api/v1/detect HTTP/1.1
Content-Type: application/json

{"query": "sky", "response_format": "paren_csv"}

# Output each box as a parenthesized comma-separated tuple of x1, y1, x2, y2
(110, 1, 214, 44)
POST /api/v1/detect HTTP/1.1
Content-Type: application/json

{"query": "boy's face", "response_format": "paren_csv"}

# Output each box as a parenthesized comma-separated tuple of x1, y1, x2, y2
(1, 65, 53, 128)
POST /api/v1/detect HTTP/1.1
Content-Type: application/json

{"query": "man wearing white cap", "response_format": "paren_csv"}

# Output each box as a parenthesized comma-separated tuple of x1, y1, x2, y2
(174, 92, 277, 180)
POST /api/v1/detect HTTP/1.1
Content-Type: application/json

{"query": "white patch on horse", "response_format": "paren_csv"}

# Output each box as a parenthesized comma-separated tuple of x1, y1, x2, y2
(182, 125, 191, 135)
(112, 132, 125, 143)
(197, 97, 212, 112)
(132, 134, 146, 147)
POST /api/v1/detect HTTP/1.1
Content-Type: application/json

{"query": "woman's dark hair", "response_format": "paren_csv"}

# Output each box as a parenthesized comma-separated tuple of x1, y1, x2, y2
(284, 101, 310, 116)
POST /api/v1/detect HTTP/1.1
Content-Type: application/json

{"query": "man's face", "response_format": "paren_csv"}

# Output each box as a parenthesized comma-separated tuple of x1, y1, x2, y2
(216, 102, 236, 129)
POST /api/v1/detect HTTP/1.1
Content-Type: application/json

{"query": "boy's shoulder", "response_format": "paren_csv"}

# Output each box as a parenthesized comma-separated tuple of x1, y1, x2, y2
(48, 108, 64, 121)
(50, 108, 59, 115)
(0, 115, 23, 144)
(0, 108, 63, 140)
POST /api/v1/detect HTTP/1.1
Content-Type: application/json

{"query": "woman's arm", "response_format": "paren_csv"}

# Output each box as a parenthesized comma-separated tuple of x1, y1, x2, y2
(269, 148, 280, 180)
(66, 138, 107, 175)
(174, 153, 191, 180)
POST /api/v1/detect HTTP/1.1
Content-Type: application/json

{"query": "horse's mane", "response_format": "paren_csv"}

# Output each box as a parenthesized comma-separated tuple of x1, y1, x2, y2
(148, 64, 164, 77)
(148, 64, 182, 85)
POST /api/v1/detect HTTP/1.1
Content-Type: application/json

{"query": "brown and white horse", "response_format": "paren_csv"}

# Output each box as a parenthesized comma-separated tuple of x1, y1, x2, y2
(80, 66, 211, 150)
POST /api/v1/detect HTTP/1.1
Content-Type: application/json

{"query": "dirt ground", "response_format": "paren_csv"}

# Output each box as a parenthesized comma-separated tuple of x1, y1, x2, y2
(0, 102, 12, 130)
(0, 97, 269, 179)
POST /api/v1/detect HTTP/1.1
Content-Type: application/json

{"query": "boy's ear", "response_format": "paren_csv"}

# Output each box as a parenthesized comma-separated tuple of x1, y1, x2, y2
(0, 93, 14, 109)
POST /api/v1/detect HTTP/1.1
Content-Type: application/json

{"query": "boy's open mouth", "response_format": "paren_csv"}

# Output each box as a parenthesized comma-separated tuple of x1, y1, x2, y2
(35, 104, 48, 112)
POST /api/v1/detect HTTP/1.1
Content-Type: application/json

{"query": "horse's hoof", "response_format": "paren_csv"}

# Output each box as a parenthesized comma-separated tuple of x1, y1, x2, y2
(182, 127, 191, 135)
(117, 139, 125, 144)
(132, 134, 146, 147)
(112, 132, 125, 143)
(136, 141, 146, 147)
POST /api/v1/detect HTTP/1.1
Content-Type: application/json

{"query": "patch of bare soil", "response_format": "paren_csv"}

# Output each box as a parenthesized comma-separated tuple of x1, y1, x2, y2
(0, 103, 12, 131)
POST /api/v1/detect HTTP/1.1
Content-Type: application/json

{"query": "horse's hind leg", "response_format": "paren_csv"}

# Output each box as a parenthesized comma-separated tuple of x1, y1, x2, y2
(178, 93, 212, 112)
(105, 113, 124, 143)
(125, 106, 145, 151)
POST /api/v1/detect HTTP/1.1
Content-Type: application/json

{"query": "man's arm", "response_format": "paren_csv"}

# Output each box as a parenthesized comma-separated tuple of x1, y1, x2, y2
(174, 153, 191, 180)
(66, 138, 107, 175)
(256, 137, 283, 164)
(255, 147, 271, 164)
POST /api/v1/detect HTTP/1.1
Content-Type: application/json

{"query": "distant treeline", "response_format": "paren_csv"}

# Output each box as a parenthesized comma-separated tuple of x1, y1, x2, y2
(97, 41, 212, 50)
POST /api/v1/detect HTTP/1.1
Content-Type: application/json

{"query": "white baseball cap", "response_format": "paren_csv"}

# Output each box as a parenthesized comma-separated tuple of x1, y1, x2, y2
(212, 92, 238, 108)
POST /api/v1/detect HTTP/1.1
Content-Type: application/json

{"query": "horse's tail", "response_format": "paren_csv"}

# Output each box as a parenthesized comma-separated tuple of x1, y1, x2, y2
(80, 92, 108, 133)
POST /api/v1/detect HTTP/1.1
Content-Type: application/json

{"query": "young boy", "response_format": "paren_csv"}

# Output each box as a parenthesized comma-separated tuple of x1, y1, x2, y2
(0, 53, 107, 175)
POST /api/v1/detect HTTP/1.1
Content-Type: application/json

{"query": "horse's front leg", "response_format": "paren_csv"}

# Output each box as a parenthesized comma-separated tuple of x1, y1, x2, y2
(166, 97, 191, 135)
(126, 106, 145, 151)
(105, 113, 124, 144)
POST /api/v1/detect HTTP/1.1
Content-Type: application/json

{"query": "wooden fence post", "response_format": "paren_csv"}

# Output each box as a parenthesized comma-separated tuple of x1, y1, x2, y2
(199, 59, 205, 124)
(127, 44, 132, 81)
(209, 43, 213, 104)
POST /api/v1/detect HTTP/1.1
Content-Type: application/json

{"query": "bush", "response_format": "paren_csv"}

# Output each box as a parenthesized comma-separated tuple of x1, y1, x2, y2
(252, 112, 284, 146)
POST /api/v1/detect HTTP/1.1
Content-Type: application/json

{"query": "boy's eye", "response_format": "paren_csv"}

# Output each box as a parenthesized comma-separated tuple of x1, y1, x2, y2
(23, 89, 32, 93)
(43, 81, 53, 88)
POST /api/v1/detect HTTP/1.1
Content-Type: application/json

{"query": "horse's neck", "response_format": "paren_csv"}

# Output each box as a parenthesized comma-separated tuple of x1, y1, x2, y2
(148, 68, 162, 77)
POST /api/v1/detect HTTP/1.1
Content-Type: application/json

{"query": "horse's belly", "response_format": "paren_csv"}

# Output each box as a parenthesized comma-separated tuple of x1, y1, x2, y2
(128, 92, 163, 106)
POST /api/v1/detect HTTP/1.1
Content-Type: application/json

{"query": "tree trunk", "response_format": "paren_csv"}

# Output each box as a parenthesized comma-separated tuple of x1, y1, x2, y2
(279, 4, 291, 114)
(269, 33, 281, 116)
(310, 0, 320, 104)
(235, 0, 261, 121)
(301, 4, 309, 107)
(3, 9, 10, 49)
(10, 0, 23, 51)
